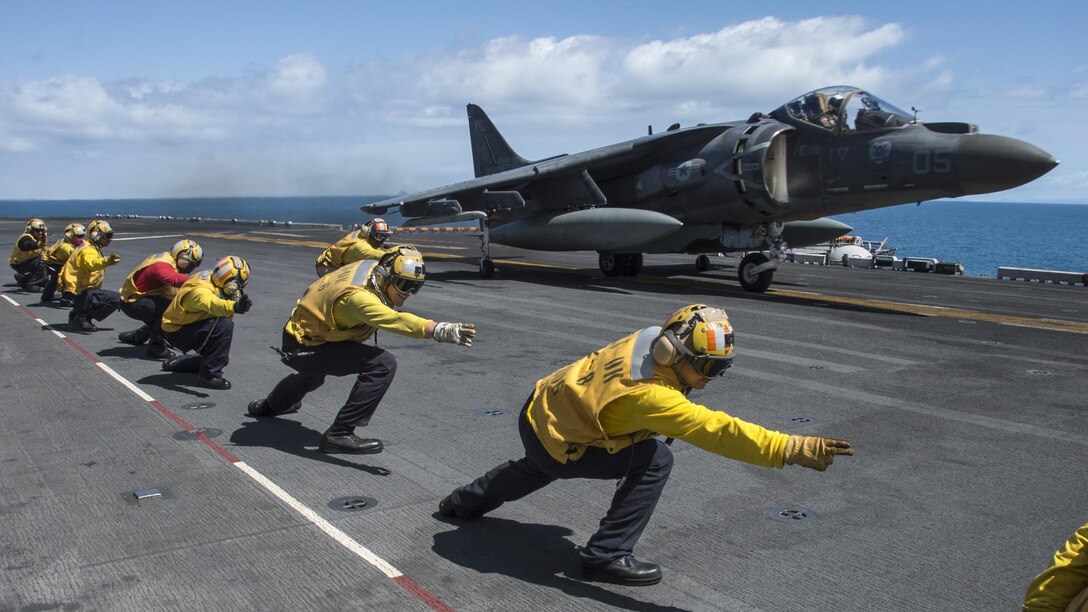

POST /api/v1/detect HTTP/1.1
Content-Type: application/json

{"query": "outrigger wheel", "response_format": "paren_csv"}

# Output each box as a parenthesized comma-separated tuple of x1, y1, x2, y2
(479, 258, 495, 278)
(738, 252, 774, 292)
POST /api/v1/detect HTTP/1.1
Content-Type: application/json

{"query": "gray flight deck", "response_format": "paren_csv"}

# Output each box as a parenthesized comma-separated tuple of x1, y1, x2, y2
(2, 217, 1086, 611)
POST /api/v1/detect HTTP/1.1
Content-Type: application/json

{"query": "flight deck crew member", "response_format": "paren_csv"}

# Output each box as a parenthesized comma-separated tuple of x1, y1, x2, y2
(40, 223, 86, 303)
(160, 255, 251, 390)
(9, 218, 49, 290)
(1023, 521, 1088, 611)
(248, 245, 476, 455)
(438, 304, 854, 586)
(315, 217, 392, 277)
(117, 239, 204, 360)
(59, 220, 123, 332)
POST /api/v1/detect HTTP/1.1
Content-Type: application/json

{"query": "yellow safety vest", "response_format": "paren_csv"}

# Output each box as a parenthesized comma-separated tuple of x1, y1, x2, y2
(288, 259, 385, 346)
(120, 252, 180, 303)
(8, 232, 46, 265)
(59, 243, 107, 295)
(161, 272, 232, 332)
(315, 230, 387, 269)
(528, 327, 679, 463)
(41, 238, 78, 266)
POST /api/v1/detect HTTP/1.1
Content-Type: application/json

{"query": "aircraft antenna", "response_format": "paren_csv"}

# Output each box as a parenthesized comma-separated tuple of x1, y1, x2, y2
(648, 125, 653, 135)
(911, 106, 921, 123)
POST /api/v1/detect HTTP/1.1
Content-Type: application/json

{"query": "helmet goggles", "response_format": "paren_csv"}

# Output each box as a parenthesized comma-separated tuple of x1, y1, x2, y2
(391, 276, 424, 295)
(662, 327, 734, 379)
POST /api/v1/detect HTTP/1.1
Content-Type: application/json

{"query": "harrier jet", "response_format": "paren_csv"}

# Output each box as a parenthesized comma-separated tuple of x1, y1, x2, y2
(365, 86, 1058, 291)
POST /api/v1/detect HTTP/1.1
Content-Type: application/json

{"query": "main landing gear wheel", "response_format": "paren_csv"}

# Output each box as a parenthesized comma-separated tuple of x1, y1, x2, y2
(599, 253, 642, 277)
(695, 254, 710, 272)
(599, 253, 621, 277)
(738, 252, 774, 293)
(479, 258, 495, 278)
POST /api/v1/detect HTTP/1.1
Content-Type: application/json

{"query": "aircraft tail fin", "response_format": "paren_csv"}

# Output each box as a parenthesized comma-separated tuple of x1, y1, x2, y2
(468, 104, 531, 177)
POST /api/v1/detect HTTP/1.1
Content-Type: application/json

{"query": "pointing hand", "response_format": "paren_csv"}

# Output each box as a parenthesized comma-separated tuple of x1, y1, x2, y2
(433, 322, 476, 347)
(783, 436, 854, 471)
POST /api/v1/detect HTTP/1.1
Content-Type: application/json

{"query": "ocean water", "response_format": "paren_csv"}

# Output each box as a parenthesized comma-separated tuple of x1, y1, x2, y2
(2, 197, 1084, 277)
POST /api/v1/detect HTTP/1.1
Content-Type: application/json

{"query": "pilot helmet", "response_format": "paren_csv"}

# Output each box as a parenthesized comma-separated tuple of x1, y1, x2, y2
(651, 304, 735, 380)
(170, 239, 204, 273)
(210, 255, 250, 298)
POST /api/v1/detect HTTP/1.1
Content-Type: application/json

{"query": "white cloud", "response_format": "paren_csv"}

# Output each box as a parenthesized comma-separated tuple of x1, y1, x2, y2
(263, 53, 328, 111)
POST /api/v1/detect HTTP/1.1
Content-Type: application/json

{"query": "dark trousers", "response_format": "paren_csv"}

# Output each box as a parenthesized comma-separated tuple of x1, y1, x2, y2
(163, 317, 234, 378)
(11, 258, 46, 288)
(40, 263, 61, 300)
(121, 296, 172, 347)
(265, 330, 397, 434)
(448, 396, 674, 565)
(72, 288, 121, 321)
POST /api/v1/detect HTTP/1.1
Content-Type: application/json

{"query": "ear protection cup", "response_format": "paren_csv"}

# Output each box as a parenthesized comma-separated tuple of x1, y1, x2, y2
(651, 330, 682, 366)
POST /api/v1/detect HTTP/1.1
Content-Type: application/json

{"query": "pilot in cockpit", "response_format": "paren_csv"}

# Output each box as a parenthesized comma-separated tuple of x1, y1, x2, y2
(802, 93, 837, 129)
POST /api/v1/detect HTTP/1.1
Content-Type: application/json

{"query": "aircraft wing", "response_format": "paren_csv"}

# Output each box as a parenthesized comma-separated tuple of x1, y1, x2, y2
(364, 123, 731, 219)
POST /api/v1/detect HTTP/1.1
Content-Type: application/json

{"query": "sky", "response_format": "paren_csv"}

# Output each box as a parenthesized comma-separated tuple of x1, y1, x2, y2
(2, 0, 1086, 202)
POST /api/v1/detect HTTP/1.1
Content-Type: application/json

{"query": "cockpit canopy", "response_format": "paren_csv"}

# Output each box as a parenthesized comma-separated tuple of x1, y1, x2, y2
(774, 86, 914, 132)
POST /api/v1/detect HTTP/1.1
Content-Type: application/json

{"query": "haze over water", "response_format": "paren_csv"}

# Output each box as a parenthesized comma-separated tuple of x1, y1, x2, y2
(2, 197, 1084, 277)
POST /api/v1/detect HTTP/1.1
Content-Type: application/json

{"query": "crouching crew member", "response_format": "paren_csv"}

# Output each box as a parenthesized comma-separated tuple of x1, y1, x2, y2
(9, 218, 49, 290)
(40, 223, 85, 303)
(249, 245, 475, 455)
(438, 304, 854, 587)
(59, 220, 122, 331)
(160, 255, 251, 390)
(118, 239, 204, 359)
(315, 217, 392, 277)
(1023, 520, 1088, 611)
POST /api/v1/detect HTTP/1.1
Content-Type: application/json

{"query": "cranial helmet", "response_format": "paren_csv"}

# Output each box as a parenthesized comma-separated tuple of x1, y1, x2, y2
(651, 304, 735, 380)
(364, 218, 391, 247)
(87, 219, 114, 247)
(210, 255, 250, 297)
(170, 239, 204, 273)
(26, 218, 47, 238)
(377, 245, 425, 296)
(64, 223, 86, 245)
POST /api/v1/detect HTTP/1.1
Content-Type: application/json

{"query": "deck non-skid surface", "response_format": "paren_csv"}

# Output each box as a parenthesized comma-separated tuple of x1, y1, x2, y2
(2, 218, 1086, 611)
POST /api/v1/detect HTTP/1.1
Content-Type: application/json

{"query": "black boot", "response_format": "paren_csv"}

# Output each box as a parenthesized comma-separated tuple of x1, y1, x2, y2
(74, 316, 97, 332)
(197, 375, 231, 390)
(119, 326, 150, 345)
(146, 340, 175, 360)
(319, 430, 383, 454)
(581, 555, 662, 586)
(248, 399, 302, 418)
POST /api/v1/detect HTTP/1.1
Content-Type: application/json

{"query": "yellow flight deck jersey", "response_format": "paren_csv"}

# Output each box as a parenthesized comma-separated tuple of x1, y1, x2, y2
(527, 327, 789, 466)
(59, 243, 110, 295)
(315, 229, 390, 270)
(120, 252, 179, 302)
(287, 259, 430, 346)
(9, 232, 46, 265)
(41, 238, 79, 267)
(160, 271, 236, 332)
(1023, 522, 1088, 612)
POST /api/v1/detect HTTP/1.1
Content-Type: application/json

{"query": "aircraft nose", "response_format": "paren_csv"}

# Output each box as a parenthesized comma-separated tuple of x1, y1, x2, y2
(956, 134, 1059, 194)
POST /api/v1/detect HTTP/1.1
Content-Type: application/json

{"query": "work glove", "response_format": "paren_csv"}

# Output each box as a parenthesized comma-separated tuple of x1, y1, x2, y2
(783, 435, 854, 471)
(433, 322, 476, 347)
(234, 293, 253, 314)
(106, 253, 122, 266)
